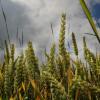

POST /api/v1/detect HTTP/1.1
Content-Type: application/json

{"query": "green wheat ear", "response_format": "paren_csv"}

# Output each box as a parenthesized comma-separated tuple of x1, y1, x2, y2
(59, 13, 66, 56)
(10, 44, 15, 62)
(83, 37, 87, 48)
(25, 41, 40, 80)
(59, 14, 67, 64)
(83, 37, 96, 68)
(4, 40, 10, 64)
(0, 69, 3, 96)
(4, 64, 10, 97)
(48, 43, 56, 73)
(14, 55, 23, 91)
(22, 57, 28, 84)
(72, 32, 78, 56)
(4, 44, 15, 97)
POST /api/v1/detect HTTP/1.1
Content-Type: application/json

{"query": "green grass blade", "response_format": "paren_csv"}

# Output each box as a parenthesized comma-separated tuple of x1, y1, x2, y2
(80, 0, 100, 43)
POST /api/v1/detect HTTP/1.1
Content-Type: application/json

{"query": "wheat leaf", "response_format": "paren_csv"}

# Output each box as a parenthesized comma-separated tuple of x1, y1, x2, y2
(80, 0, 100, 43)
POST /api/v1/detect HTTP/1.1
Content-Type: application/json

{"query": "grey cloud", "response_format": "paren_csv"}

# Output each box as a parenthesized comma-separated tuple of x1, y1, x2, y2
(0, 0, 99, 59)
(0, 0, 30, 43)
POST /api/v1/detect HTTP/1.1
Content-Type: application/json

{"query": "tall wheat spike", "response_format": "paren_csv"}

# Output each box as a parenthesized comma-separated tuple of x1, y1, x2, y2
(72, 32, 78, 56)
(4, 40, 10, 64)
(10, 44, 15, 62)
(25, 41, 40, 80)
(14, 55, 24, 91)
(0, 69, 3, 97)
(22, 57, 28, 84)
(4, 64, 10, 98)
(41, 44, 58, 100)
(83, 37, 96, 69)
(48, 43, 56, 74)
(24, 41, 40, 99)
(4, 41, 11, 98)
(59, 13, 66, 56)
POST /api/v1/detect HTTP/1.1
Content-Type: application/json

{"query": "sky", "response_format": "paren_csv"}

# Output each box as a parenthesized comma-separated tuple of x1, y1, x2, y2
(0, 0, 100, 59)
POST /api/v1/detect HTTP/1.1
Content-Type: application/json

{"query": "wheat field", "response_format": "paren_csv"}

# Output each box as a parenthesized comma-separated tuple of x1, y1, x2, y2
(0, 0, 100, 100)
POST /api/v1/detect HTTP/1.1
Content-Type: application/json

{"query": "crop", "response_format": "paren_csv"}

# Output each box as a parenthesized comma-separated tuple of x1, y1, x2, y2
(0, 0, 100, 100)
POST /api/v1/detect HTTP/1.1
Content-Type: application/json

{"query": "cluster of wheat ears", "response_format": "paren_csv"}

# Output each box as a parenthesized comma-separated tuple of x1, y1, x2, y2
(0, 0, 100, 100)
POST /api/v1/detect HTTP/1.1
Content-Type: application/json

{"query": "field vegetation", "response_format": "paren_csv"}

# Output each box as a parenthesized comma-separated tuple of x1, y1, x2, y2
(0, 0, 100, 100)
